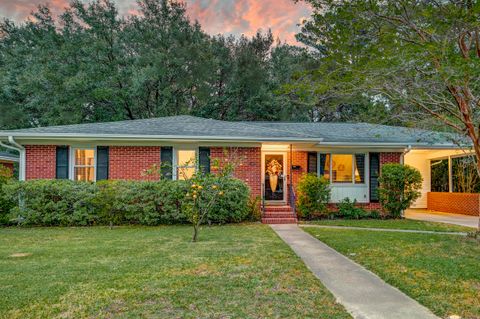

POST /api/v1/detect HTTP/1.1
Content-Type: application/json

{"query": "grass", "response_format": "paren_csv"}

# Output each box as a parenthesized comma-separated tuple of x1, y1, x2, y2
(302, 218, 474, 233)
(303, 227, 480, 319)
(0, 225, 351, 319)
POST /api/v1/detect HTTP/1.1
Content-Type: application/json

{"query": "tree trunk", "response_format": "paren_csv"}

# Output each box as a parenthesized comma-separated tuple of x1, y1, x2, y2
(192, 224, 199, 242)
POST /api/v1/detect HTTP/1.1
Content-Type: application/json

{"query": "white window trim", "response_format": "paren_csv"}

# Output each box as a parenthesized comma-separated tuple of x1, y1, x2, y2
(318, 152, 367, 186)
(173, 147, 199, 180)
(69, 146, 97, 182)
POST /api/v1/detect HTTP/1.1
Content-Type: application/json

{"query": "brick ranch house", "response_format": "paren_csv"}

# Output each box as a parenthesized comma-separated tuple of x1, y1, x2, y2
(0, 116, 472, 223)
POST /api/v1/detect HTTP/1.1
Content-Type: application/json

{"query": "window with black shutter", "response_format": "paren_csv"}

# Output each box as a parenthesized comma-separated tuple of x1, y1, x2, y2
(199, 147, 211, 174)
(96, 146, 109, 181)
(307, 152, 318, 175)
(56, 146, 69, 179)
(160, 147, 173, 180)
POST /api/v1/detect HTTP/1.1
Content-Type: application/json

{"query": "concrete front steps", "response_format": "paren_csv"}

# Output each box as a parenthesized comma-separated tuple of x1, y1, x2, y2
(262, 205, 298, 224)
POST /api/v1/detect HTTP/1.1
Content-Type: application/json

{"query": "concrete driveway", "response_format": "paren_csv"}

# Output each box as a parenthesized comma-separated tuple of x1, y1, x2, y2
(405, 209, 478, 228)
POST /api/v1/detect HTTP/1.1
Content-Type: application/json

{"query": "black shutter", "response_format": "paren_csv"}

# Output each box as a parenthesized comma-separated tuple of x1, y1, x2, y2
(160, 147, 173, 180)
(96, 146, 109, 181)
(56, 146, 69, 179)
(355, 154, 366, 184)
(319, 154, 328, 176)
(199, 147, 211, 174)
(369, 153, 380, 202)
(307, 152, 318, 174)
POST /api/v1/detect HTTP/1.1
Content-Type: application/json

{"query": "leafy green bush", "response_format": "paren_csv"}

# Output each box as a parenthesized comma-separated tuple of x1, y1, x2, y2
(379, 164, 423, 218)
(3, 180, 98, 226)
(297, 174, 330, 220)
(0, 164, 14, 225)
(202, 177, 250, 224)
(336, 198, 369, 219)
(2, 178, 250, 226)
(246, 196, 262, 222)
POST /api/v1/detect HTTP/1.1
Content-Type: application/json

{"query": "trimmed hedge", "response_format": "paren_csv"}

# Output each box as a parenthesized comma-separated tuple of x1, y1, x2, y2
(1, 178, 251, 226)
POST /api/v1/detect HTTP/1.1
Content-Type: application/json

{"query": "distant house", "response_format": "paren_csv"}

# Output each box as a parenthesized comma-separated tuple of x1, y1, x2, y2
(0, 116, 470, 222)
(0, 151, 18, 175)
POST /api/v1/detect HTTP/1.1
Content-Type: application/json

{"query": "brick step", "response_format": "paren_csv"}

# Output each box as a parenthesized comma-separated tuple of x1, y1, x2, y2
(263, 213, 296, 219)
(264, 206, 293, 212)
(261, 217, 298, 224)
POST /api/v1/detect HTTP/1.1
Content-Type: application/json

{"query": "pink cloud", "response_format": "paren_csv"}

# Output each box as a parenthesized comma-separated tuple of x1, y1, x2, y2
(0, 0, 311, 44)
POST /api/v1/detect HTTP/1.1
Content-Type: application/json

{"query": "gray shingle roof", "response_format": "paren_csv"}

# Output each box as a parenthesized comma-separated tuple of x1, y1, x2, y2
(244, 122, 459, 145)
(0, 116, 316, 142)
(0, 115, 460, 146)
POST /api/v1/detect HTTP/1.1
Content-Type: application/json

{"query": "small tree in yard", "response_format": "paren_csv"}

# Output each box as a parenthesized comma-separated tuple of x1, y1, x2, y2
(181, 150, 241, 242)
(144, 148, 243, 242)
(378, 164, 422, 219)
(297, 173, 330, 220)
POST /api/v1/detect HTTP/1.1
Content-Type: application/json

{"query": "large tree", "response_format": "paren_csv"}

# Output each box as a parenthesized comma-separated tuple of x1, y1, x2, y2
(297, 0, 480, 230)
(0, 0, 331, 128)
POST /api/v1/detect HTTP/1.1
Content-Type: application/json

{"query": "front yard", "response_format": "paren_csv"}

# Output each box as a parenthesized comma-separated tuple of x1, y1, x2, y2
(303, 225, 480, 319)
(0, 225, 350, 319)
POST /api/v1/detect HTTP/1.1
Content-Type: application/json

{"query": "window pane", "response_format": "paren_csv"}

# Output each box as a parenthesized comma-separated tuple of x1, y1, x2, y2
(178, 167, 195, 180)
(332, 154, 352, 183)
(320, 154, 330, 180)
(430, 159, 449, 192)
(75, 149, 95, 166)
(354, 154, 365, 184)
(177, 150, 196, 166)
(452, 156, 480, 193)
(74, 167, 95, 182)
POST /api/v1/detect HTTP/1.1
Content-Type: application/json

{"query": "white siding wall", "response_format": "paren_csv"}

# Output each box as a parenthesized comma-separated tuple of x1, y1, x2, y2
(404, 152, 430, 208)
(330, 185, 369, 203)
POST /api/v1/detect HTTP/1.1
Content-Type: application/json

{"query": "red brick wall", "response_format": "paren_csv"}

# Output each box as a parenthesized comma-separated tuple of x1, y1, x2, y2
(427, 192, 479, 216)
(26, 145, 56, 179)
(210, 147, 261, 197)
(380, 152, 402, 166)
(290, 151, 308, 192)
(109, 146, 161, 180)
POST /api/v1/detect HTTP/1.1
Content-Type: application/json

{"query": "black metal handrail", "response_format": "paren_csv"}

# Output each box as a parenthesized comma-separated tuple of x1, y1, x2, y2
(288, 183, 296, 216)
(261, 183, 266, 216)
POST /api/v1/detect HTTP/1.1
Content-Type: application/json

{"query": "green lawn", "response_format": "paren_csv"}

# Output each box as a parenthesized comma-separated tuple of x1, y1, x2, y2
(302, 219, 474, 233)
(303, 227, 480, 319)
(0, 225, 350, 319)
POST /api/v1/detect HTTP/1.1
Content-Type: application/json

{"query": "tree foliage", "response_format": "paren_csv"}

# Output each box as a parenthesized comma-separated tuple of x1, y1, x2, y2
(0, 0, 324, 128)
(297, 0, 480, 229)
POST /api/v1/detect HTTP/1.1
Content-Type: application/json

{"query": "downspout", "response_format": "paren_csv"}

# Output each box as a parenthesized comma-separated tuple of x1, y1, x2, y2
(0, 137, 26, 181)
(400, 145, 412, 218)
(400, 145, 412, 165)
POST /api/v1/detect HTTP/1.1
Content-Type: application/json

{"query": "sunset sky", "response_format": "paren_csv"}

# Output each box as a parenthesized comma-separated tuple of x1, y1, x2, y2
(0, 0, 312, 44)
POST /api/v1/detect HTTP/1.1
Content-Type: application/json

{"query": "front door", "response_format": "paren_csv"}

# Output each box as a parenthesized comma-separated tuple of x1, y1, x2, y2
(263, 153, 286, 202)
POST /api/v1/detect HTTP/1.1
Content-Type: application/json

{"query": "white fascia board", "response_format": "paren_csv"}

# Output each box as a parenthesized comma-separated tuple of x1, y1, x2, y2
(0, 133, 323, 143)
(318, 142, 463, 149)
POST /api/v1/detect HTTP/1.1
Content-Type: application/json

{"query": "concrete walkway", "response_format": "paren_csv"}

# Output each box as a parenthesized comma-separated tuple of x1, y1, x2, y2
(405, 209, 478, 228)
(301, 224, 467, 236)
(271, 224, 439, 319)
